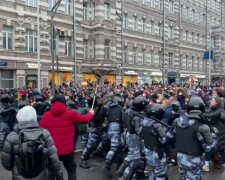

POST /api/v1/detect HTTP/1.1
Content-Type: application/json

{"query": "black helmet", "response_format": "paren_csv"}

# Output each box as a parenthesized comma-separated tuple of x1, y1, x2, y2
(147, 104, 164, 119)
(66, 100, 75, 110)
(35, 95, 44, 102)
(1, 94, 11, 103)
(18, 101, 28, 109)
(112, 96, 124, 106)
(187, 96, 205, 113)
(132, 96, 148, 111)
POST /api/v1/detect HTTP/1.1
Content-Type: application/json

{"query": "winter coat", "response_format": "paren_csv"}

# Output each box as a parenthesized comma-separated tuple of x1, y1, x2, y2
(1, 121, 63, 180)
(39, 101, 93, 155)
(204, 107, 225, 152)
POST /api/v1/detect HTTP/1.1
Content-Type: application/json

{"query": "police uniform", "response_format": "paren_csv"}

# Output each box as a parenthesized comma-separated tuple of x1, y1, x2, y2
(119, 96, 147, 180)
(142, 104, 168, 180)
(102, 96, 123, 178)
(80, 103, 107, 169)
(169, 96, 216, 180)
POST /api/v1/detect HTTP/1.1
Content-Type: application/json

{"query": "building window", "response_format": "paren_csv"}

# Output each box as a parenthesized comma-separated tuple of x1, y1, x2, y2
(169, 0, 174, 14)
(168, 53, 173, 67)
(150, 0, 155, 8)
(168, 26, 173, 39)
(83, 1, 88, 20)
(25, 30, 37, 52)
(65, 0, 72, 15)
(3, 26, 13, 50)
(186, 55, 188, 69)
(192, 32, 195, 44)
(49, 0, 56, 10)
(142, 19, 145, 33)
(158, 23, 161, 37)
(143, 0, 147, 5)
(133, 52, 137, 63)
(143, 51, 146, 64)
(197, 57, 200, 70)
(159, 0, 162, 10)
(1, 70, 14, 88)
(150, 21, 153, 34)
(190, 9, 194, 21)
(65, 37, 72, 56)
(90, 40, 95, 59)
(197, 34, 200, 44)
(104, 3, 110, 20)
(123, 46, 128, 62)
(25, 0, 37, 7)
(83, 40, 88, 59)
(133, 16, 137, 31)
(183, 6, 187, 18)
(186, 31, 188, 42)
(123, 14, 128, 29)
(104, 40, 110, 59)
(91, 2, 95, 20)
(192, 56, 194, 70)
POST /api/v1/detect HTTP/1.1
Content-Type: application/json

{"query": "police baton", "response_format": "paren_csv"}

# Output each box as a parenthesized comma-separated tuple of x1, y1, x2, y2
(132, 112, 171, 129)
(91, 74, 101, 109)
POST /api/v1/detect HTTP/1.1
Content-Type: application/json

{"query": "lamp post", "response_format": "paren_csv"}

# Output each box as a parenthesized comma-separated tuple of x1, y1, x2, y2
(51, 0, 62, 95)
(37, 0, 41, 91)
(162, 0, 166, 85)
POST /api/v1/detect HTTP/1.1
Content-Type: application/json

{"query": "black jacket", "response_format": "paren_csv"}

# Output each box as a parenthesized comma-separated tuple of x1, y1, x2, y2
(1, 121, 63, 180)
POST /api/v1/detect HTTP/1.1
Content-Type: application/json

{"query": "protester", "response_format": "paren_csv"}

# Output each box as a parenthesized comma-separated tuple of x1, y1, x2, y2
(39, 94, 94, 180)
(1, 106, 64, 180)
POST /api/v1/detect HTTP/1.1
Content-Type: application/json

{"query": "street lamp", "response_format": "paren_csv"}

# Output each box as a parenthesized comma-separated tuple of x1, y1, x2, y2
(51, 0, 62, 95)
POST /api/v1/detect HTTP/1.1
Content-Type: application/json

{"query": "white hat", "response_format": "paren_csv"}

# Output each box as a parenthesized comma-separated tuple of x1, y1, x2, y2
(16, 106, 37, 122)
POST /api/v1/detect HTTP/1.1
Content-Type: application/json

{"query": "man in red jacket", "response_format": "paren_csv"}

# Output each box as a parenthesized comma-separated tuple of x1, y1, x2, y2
(39, 94, 94, 180)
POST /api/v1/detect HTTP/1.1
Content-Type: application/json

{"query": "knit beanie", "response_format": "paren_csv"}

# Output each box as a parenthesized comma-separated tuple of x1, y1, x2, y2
(16, 106, 37, 122)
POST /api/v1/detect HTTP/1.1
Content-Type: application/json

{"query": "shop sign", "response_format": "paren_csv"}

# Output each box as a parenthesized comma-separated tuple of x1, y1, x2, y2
(180, 74, 190, 78)
(50, 66, 73, 71)
(27, 63, 39, 69)
(150, 72, 162, 76)
(195, 75, 206, 78)
(124, 70, 138, 75)
(0, 60, 7, 66)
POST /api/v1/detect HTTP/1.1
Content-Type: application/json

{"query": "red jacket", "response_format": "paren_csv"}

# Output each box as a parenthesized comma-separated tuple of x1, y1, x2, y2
(39, 102, 93, 155)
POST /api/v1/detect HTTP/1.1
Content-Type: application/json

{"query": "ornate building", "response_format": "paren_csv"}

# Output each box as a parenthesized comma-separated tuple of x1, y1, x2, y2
(0, 0, 224, 88)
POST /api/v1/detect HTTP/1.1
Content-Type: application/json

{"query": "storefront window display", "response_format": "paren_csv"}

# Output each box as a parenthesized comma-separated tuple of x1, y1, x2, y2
(123, 75, 137, 86)
(103, 75, 116, 85)
(26, 75, 37, 88)
(82, 73, 96, 86)
(48, 71, 72, 86)
(1, 70, 14, 88)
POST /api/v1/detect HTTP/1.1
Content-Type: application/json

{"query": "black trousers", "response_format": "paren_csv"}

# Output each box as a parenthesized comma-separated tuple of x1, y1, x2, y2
(48, 152, 77, 180)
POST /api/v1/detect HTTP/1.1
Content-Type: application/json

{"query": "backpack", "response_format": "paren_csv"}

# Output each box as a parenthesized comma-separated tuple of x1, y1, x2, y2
(16, 128, 47, 178)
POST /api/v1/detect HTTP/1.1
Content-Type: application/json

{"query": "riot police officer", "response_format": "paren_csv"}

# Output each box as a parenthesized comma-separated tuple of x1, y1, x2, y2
(119, 95, 147, 180)
(33, 95, 50, 121)
(142, 104, 168, 180)
(169, 96, 216, 180)
(80, 96, 107, 169)
(102, 96, 123, 178)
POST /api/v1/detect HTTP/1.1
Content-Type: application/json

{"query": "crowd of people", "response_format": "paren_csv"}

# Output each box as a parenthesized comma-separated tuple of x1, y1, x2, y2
(0, 82, 225, 180)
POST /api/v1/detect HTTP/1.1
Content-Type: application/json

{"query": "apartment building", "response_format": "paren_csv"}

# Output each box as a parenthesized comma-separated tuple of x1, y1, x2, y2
(122, 0, 225, 85)
(0, 0, 224, 88)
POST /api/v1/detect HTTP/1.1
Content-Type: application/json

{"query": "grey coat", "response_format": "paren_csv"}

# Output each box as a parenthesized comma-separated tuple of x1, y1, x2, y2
(1, 121, 63, 180)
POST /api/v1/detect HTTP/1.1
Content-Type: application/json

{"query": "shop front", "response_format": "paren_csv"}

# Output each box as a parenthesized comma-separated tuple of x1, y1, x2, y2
(82, 73, 96, 85)
(48, 66, 73, 86)
(103, 74, 116, 85)
(123, 71, 138, 86)
(180, 74, 207, 84)
(150, 72, 162, 84)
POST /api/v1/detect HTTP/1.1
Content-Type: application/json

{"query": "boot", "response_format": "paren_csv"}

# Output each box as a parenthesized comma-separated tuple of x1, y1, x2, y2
(212, 154, 222, 169)
(79, 157, 90, 169)
(101, 162, 113, 179)
(115, 161, 129, 177)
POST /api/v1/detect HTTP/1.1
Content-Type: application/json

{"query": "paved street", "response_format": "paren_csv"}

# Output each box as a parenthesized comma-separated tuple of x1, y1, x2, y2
(1, 150, 225, 180)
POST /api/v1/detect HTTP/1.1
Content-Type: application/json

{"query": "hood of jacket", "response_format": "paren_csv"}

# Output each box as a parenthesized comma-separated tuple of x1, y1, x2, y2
(50, 102, 67, 116)
(14, 120, 39, 130)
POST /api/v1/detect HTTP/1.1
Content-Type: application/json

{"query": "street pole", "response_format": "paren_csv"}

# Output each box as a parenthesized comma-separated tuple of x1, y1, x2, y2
(73, 0, 77, 86)
(209, 28, 211, 85)
(179, 0, 182, 83)
(37, 0, 41, 91)
(162, 0, 166, 85)
(51, 0, 62, 94)
(121, 0, 124, 85)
